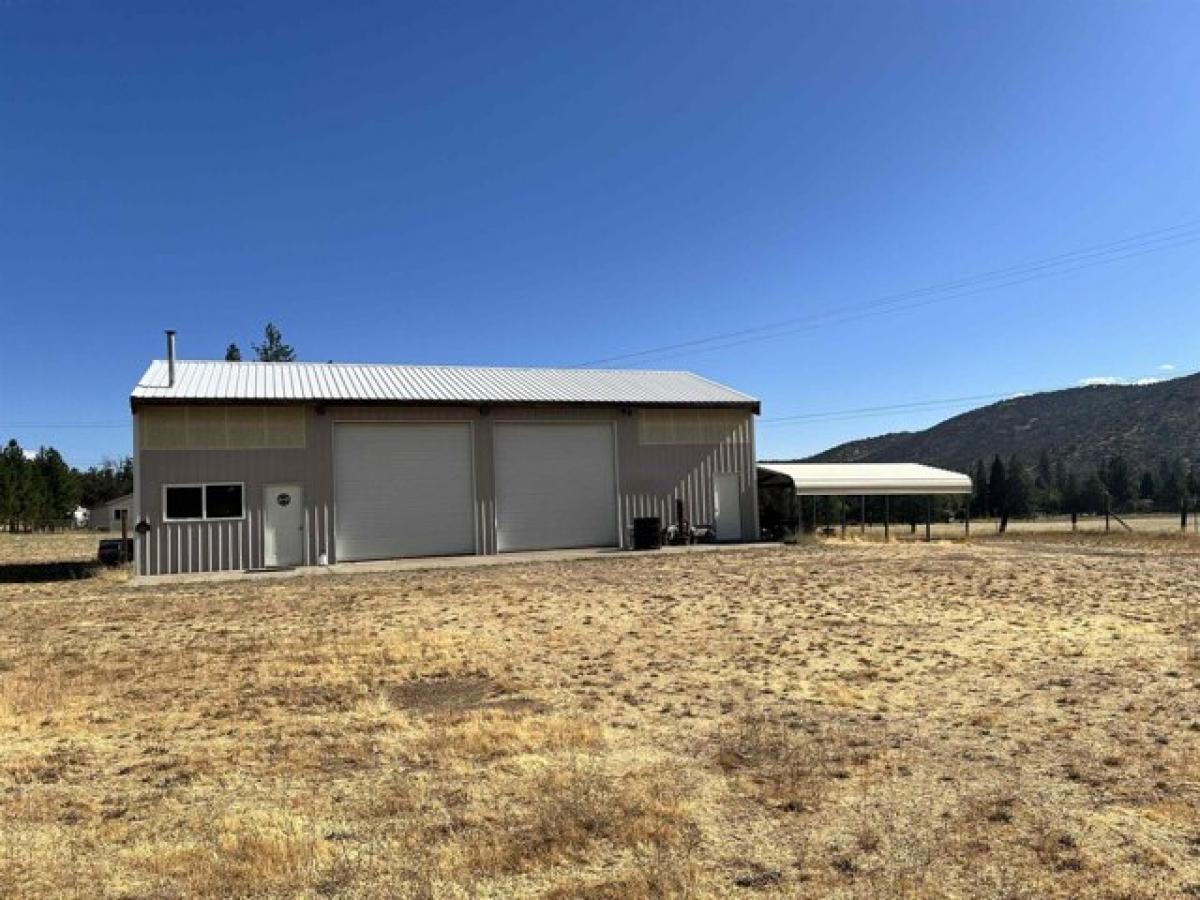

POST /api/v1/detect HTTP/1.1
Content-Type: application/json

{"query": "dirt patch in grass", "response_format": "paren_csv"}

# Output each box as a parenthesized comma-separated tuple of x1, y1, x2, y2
(386, 675, 542, 715)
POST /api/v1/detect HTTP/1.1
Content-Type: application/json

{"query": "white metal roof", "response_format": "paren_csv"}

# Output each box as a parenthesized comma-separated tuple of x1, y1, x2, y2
(89, 493, 133, 510)
(758, 462, 972, 495)
(131, 360, 758, 409)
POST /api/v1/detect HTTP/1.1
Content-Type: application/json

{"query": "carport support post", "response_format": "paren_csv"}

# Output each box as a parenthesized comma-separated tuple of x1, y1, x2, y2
(965, 497, 970, 538)
(860, 495, 866, 535)
(884, 496, 890, 542)
(925, 496, 931, 543)
(840, 499, 846, 538)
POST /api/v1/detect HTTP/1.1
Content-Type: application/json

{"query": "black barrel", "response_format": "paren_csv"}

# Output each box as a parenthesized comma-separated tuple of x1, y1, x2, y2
(632, 516, 662, 550)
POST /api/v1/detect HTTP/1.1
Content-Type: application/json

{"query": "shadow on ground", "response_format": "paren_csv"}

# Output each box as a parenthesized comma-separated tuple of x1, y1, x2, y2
(0, 561, 103, 583)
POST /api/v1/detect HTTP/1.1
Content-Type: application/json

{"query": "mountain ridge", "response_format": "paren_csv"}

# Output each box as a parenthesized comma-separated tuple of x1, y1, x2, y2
(798, 373, 1200, 474)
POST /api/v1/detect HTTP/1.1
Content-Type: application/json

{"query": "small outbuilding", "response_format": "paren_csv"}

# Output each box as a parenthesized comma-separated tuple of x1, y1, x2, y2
(88, 493, 133, 532)
(757, 462, 973, 540)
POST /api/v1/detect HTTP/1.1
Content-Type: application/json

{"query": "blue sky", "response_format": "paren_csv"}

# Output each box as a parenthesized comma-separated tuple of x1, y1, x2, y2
(2, 1, 1199, 467)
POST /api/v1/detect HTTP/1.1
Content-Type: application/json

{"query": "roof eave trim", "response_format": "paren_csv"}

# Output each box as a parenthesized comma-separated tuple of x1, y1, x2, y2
(131, 397, 760, 411)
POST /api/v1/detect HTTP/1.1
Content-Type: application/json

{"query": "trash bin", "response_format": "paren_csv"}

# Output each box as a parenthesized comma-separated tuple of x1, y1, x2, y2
(632, 517, 662, 550)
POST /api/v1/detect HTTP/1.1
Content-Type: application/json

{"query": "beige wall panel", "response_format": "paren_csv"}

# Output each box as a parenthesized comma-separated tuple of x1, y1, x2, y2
(135, 404, 757, 574)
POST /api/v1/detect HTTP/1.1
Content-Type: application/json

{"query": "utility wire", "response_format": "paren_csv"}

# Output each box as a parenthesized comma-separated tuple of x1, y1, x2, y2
(758, 370, 1187, 427)
(760, 390, 1028, 424)
(1, 423, 129, 429)
(760, 399, 1014, 427)
(9, 224, 1195, 434)
(609, 232, 1200, 367)
(574, 218, 1200, 368)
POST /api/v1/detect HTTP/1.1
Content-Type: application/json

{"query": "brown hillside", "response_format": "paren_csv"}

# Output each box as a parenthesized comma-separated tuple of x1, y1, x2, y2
(805, 372, 1200, 473)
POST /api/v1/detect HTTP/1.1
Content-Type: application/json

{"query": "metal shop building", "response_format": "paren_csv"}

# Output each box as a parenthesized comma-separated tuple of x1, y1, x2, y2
(129, 339, 760, 576)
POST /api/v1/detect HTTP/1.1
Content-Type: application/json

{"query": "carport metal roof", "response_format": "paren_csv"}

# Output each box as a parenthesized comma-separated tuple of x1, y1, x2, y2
(757, 463, 972, 496)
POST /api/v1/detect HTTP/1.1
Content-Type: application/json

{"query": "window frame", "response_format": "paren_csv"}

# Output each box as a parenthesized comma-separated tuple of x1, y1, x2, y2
(162, 481, 246, 523)
(204, 483, 246, 521)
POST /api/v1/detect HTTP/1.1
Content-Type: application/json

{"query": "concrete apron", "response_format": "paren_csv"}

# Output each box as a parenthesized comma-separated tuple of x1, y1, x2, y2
(130, 541, 776, 587)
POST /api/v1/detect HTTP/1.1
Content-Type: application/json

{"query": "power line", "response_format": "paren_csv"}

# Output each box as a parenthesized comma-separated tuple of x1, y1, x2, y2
(1, 423, 129, 429)
(758, 368, 1191, 428)
(602, 231, 1200, 367)
(579, 221, 1200, 366)
(760, 390, 1027, 424)
(574, 218, 1200, 368)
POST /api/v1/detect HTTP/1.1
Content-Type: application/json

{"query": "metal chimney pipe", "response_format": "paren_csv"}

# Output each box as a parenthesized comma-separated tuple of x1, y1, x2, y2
(165, 330, 177, 387)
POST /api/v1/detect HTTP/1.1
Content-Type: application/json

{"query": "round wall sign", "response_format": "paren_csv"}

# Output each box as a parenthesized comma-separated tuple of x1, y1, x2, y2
(276, 493, 292, 506)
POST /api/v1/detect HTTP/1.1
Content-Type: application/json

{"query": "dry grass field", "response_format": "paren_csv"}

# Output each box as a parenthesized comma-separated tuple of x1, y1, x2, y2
(1, 530, 1199, 898)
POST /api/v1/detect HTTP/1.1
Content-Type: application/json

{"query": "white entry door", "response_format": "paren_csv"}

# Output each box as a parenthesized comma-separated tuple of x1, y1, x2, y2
(264, 483, 305, 567)
(713, 472, 743, 542)
(494, 422, 618, 552)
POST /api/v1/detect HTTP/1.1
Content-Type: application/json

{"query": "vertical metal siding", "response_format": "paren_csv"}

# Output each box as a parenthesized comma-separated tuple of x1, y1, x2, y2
(135, 403, 758, 574)
(619, 410, 757, 542)
(132, 413, 143, 574)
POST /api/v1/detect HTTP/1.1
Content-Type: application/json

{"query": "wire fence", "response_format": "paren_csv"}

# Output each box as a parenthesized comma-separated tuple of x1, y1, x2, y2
(824, 512, 1199, 541)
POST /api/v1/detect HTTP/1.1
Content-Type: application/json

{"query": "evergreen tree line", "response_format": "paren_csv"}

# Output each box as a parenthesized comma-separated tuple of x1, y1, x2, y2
(5, 323, 291, 531)
(224, 322, 296, 362)
(969, 451, 1200, 529)
(0, 439, 132, 532)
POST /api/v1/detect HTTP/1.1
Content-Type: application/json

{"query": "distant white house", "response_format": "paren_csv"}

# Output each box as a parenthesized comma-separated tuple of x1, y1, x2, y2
(88, 493, 133, 532)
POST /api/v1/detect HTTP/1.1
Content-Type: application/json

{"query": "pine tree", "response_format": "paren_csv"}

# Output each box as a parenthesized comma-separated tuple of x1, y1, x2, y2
(971, 459, 988, 517)
(77, 456, 132, 509)
(1158, 459, 1186, 509)
(0, 442, 15, 530)
(1005, 456, 1032, 520)
(1102, 456, 1135, 510)
(1062, 472, 1080, 515)
(988, 456, 1008, 531)
(1030, 450, 1060, 515)
(224, 343, 243, 361)
(1080, 473, 1108, 515)
(1, 440, 30, 532)
(1138, 471, 1156, 502)
(1053, 458, 1068, 494)
(32, 447, 78, 529)
(1035, 450, 1053, 490)
(252, 323, 296, 362)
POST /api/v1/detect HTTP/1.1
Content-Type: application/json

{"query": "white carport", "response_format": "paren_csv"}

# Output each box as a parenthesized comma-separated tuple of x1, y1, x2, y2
(757, 463, 973, 540)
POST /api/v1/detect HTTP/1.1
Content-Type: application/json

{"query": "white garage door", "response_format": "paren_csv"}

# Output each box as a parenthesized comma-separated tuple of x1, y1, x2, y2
(494, 422, 618, 552)
(334, 423, 475, 561)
